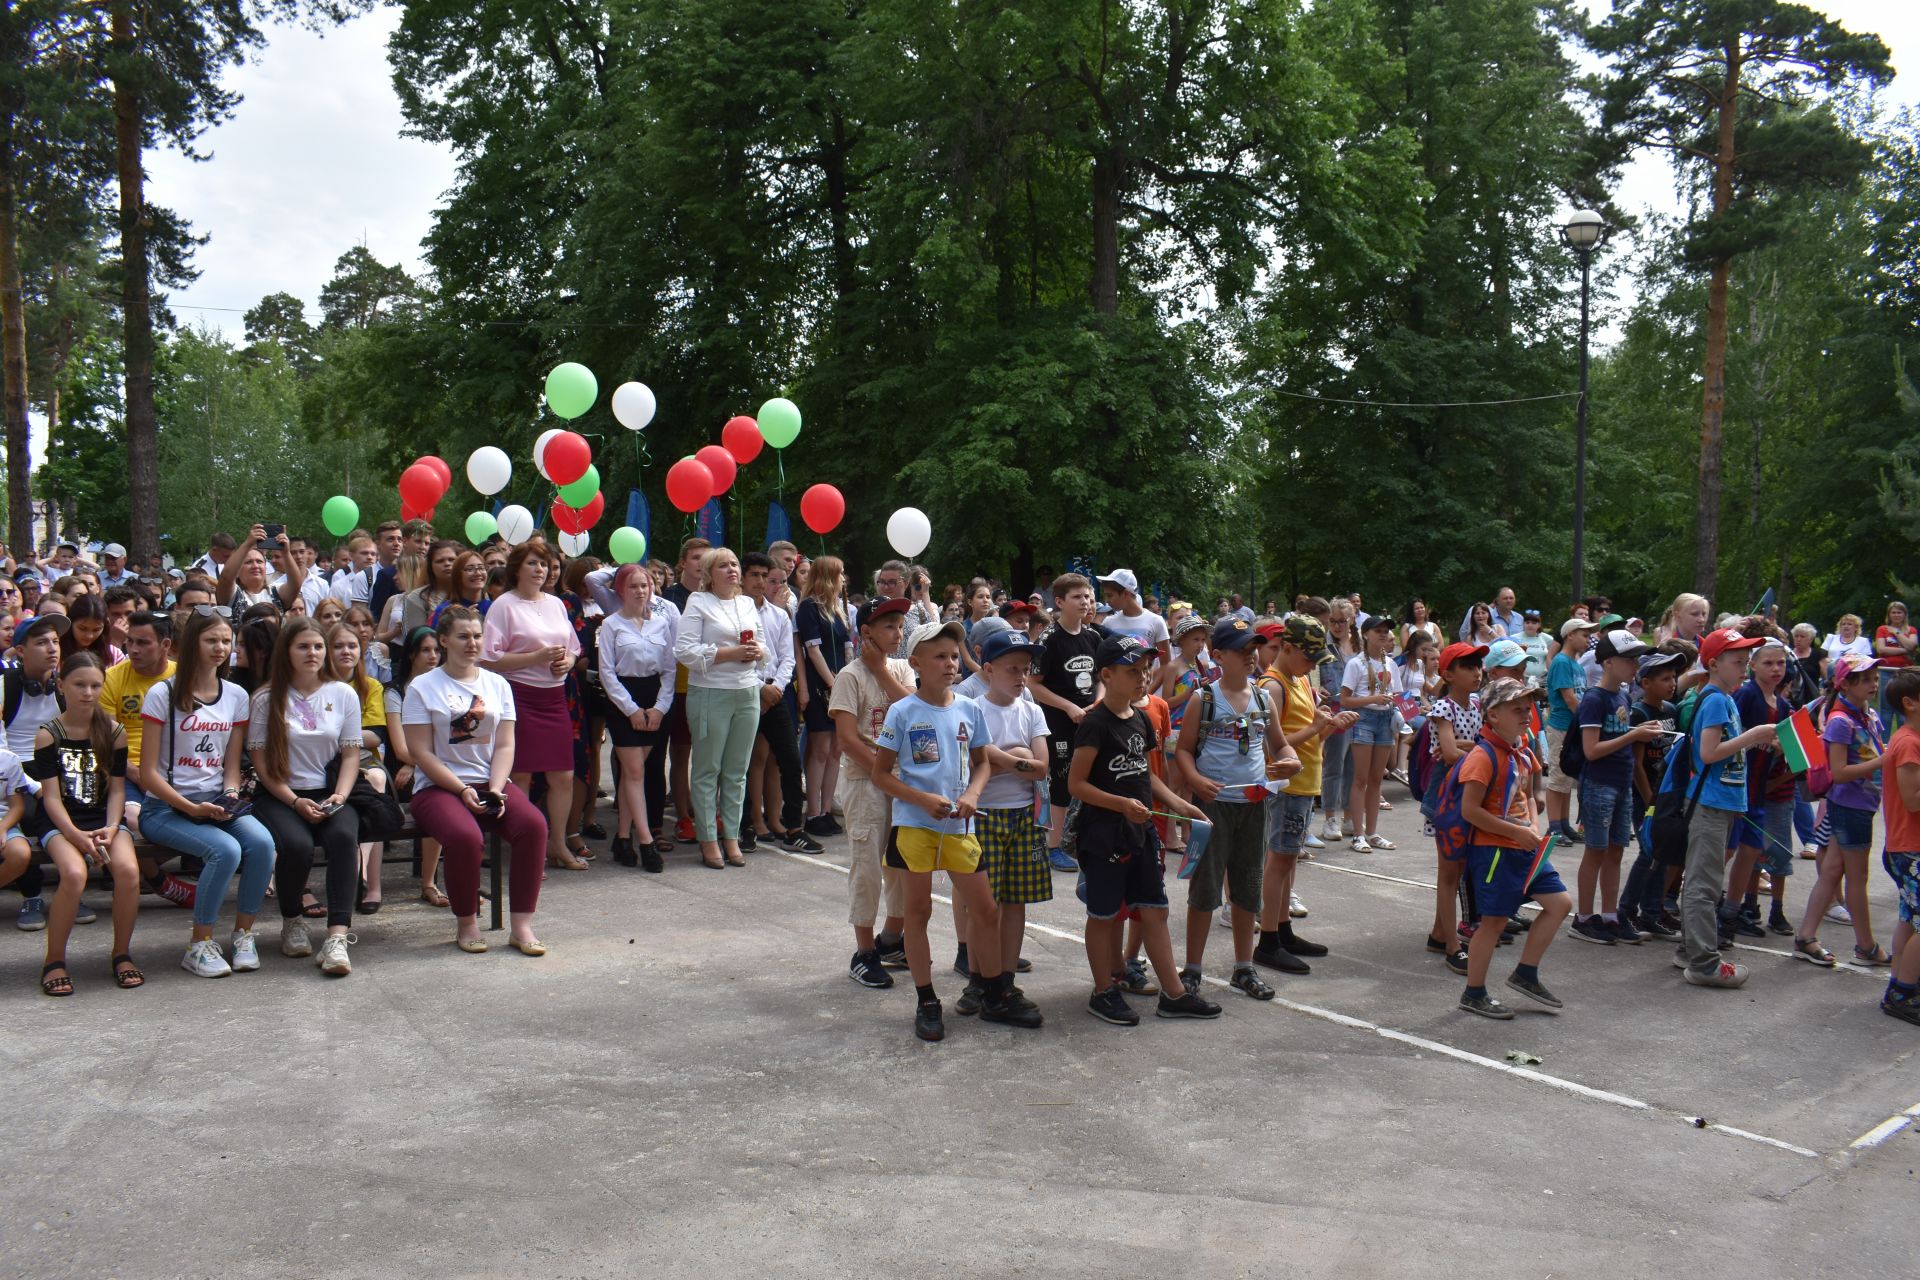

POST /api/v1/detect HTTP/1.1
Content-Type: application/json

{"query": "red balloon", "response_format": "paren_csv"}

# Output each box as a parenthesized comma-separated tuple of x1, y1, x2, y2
(665, 458, 714, 513)
(400, 501, 420, 524)
(541, 430, 592, 486)
(398, 462, 440, 511)
(695, 444, 737, 495)
(721, 416, 763, 465)
(551, 500, 584, 536)
(578, 492, 604, 528)
(416, 455, 452, 496)
(799, 483, 845, 534)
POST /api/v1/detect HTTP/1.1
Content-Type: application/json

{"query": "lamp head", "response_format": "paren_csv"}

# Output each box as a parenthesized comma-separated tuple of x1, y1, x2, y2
(1562, 208, 1607, 251)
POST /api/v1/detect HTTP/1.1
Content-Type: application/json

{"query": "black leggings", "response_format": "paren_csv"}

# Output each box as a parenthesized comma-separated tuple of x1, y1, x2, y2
(742, 696, 804, 834)
(255, 786, 362, 927)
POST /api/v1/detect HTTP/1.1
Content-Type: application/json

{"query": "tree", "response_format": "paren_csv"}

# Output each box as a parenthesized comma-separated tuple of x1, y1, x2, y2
(317, 245, 415, 330)
(1585, 0, 1892, 603)
(242, 289, 316, 372)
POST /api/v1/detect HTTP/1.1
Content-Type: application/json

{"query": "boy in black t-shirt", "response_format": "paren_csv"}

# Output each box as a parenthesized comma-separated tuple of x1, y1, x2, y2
(1068, 634, 1215, 1025)
(1029, 573, 1104, 869)
(1622, 652, 1685, 936)
(1572, 629, 1665, 945)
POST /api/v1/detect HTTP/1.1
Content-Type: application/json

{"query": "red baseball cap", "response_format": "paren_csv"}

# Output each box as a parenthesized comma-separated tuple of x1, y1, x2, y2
(1253, 621, 1287, 642)
(1439, 641, 1488, 671)
(1698, 627, 1764, 665)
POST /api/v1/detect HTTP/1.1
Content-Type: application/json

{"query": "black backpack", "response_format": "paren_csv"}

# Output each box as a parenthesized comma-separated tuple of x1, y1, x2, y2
(1649, 724, 1706, 867)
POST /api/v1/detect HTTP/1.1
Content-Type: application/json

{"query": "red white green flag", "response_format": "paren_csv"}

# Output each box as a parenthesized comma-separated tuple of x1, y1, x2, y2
(1776, 706, 1822, 775)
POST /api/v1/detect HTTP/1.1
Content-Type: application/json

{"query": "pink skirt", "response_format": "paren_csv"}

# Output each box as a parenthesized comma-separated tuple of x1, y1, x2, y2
(509, 680, 574, 774)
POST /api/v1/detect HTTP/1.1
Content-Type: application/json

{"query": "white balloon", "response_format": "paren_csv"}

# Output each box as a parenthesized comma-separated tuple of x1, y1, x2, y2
(886, 506, 932, 559)
(612, 381, 656, 432)
(558, 530, 591, 556)
(497, 504, 536, 546)
(533, 428, 562, 480)
(465, 445, 512, 497)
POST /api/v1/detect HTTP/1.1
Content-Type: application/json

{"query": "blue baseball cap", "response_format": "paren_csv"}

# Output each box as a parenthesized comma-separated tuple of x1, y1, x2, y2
(1095, 633, 1151, 669)
(980, 629, 1039, 665)
(1210, 617, 1258, 653)
(13, 614, 69, 647)
(1485, 638, 1528, 670)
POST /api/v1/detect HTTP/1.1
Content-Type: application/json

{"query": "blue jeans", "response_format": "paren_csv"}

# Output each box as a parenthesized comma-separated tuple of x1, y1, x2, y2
(1321, 730, 1353, 815)
(140, 802, 276, 927)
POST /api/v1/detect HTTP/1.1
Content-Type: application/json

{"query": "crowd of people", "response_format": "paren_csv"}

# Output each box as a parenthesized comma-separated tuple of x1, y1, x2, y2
(0, 525, 1915, 1045)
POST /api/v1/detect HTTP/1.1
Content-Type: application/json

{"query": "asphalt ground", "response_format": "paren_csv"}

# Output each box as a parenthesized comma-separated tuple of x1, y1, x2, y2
(2, 775, 1915, 1279)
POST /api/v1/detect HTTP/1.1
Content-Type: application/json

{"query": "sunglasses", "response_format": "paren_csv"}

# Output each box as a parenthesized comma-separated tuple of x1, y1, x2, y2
(184, 603, 223, 617)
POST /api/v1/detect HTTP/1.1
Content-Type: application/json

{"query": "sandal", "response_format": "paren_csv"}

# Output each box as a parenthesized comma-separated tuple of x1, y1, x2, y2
(1853, 944, 1892, 966)
(653, 835, 676, 854)
(301, 893, 326, 919)
(1793, 937, 1837, 968)
(566, 835, 594, 861)
(1367, 835, 1396, 851)
(420, 884, 449, 909)
(41, 960, 72, 997)
(111, 954, 145, 989)
(548, 850, 589, 872)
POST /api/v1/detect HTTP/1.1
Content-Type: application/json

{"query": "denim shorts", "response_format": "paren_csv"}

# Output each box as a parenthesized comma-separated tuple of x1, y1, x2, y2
(1350, 707, 1396, 746)
(1578, 776, 1635, 850)
(1728, 797, 1796, 876)
(3, 826, 24, 846)
(1263, 791, 1314, 856)
(38, 824, 130, 852)
(1829, 803, 1876, 850)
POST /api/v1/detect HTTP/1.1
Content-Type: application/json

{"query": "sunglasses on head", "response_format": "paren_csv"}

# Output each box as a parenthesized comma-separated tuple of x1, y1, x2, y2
(184, 603, 223, 618)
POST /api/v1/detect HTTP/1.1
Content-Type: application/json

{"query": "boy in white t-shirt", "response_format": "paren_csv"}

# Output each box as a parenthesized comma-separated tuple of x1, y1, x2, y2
(954, 629, 1052, 1016)
(1096, 568, 1171, 663)
(0, 746, 34, 899)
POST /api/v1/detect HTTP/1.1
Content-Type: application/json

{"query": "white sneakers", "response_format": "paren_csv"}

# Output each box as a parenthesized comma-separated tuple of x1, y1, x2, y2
(1827, 903, 1853, 924)
(281, 918, 313, 958)
(1303, 831, 1325, 849)
(181, 938, 232, 979)
(317, 932, 355, 976)
(230, 929, 261, 972)
(1290, 893, 1308, 918)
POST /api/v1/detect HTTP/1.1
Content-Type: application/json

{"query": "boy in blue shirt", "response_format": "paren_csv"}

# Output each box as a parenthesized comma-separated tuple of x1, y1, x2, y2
(873, 621, 1043, 1040)
(1677, 628, 1778, 987)
(1544, 618, 1593, 845)
(1572, 629, 1666, 945)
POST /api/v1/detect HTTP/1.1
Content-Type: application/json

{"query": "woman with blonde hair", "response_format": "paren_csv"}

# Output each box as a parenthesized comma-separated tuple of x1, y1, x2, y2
(1656, 592, 1711, 647)
(795, 554, 852, 836)
(673, 546, 764, 869)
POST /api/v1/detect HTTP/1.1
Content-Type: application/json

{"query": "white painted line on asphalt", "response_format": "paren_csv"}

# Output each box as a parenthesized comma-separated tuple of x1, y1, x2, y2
(1727, 941, 1873, 975)
(1301, 861, 1438, 890)
(1849, 1102, 1920, 1149)
(774, 848, 1816, 1159)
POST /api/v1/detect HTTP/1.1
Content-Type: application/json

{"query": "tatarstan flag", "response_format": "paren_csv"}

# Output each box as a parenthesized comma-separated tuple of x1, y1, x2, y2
(1776, 705, 1822, 775)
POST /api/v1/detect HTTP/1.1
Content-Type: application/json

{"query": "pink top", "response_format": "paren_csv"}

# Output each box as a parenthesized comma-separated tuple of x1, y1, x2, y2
(481, 590, 580, 689)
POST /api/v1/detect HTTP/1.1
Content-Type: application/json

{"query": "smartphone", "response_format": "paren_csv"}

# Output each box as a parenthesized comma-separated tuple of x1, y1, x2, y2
(317, 799, 342, 816)
(260, 522, 285, 553)
(739, 629, 755, 644)
(478, 792, 504, 816)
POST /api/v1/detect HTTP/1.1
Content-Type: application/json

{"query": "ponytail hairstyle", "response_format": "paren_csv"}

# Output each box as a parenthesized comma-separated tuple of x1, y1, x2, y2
(261, 616, 327, 786)
(57, 652, 120, 786)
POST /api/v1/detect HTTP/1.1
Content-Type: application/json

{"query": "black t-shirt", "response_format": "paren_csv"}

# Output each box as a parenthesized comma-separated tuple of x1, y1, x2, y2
(1073, 702, 1157, 855)
(1036, 623, 1105, 721)
(1629, 697, 1676, 801)
(26, 722, 127, 835)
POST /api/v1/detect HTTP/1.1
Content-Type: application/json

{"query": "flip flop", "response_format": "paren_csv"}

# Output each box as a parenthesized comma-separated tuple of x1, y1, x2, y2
(300, 894, 326, 919)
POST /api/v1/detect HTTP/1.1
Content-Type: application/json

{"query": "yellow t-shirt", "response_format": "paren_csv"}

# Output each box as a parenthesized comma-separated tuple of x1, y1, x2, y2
(103, 658, 176, 771)
(353, 675, 387, 730)
(1263, 667, 1323, 797)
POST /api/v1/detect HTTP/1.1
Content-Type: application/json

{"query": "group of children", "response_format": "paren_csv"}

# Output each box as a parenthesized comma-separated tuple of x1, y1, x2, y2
(825, 573, 1920, 1040)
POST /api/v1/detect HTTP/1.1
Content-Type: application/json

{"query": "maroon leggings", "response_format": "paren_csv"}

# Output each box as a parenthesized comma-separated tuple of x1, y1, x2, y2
(409, 782, 547, 919)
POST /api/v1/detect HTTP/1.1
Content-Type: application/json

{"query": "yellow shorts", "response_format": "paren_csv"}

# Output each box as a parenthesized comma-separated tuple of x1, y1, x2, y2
(887, 827, 982, 875)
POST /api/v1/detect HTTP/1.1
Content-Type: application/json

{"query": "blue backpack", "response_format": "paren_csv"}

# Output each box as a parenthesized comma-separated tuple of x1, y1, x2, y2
(1429, 739, 1517, 863)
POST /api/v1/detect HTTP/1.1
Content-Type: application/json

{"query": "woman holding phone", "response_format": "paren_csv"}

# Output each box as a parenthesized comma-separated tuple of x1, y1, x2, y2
(404, 605, 548, 955)
(248, 617, 365, 976)
(673, 547, 764, 869)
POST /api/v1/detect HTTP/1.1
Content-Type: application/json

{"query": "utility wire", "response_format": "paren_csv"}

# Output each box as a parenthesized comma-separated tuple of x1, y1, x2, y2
(1264, 387, 1581, 408)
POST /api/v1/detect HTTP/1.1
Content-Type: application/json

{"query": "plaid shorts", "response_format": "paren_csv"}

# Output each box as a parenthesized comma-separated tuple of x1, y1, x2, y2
(975, 805, 1054, 905)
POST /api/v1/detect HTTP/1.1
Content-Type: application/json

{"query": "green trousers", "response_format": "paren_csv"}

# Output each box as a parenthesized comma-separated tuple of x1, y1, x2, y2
(687, 684, 761, 841)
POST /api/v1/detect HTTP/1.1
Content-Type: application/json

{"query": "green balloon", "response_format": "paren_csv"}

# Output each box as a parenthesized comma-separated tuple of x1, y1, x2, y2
(558, 463, 600, 508)
(545, 362, 598, 420)
(322, 495, 359, 538)
(758, 396, 802, 449)
(609, 526, 647, 565)
(465, 511, 498, 545)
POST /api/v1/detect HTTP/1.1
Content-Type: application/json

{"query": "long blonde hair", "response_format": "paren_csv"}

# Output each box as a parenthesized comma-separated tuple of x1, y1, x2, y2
(1658, 592, 1710, 641)
(805, 554, 845, 610)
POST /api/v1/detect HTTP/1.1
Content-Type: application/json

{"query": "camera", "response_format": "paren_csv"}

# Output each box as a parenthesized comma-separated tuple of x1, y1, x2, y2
(259, 522, 285, 553)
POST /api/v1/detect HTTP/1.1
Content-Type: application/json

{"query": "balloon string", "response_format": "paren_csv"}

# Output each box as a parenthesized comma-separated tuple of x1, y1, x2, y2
(776, 451, 785, 505)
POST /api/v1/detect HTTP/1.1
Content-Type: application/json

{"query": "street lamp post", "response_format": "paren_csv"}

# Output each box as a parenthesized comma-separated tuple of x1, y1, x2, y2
(1562, 208, 1607, 606)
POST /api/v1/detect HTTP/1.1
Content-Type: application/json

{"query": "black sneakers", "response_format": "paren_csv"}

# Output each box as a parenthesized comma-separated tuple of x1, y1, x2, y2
(1156, 988, 1223, 1019)
(1087, 985, 1139, 1025)
(1570, 915, 1615, 945)
(804, 814, 842, 838)
(1505, 972, 1563, 1009)
(952, 944, 969, 978)
(955, 981, 984, 1016)
(1282, 933, 1329, 957)
(1458, 990, 1514, 1019)
(981, 988, 1044, 1028)
(778, 830, 825, 854)
(849, 951, 893, 989)
(1443, 947, 1469, 976)
(738, 831, 759, 853)
(874, 933, 908, 968)
(914, 1000, 945, 1041)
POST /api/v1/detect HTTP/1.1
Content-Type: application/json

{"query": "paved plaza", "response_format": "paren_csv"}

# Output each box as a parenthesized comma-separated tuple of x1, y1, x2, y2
(3, 782, 1915, 1278)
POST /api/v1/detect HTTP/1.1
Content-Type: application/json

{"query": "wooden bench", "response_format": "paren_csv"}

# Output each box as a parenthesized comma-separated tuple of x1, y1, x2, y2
(133, 814, 506, 931)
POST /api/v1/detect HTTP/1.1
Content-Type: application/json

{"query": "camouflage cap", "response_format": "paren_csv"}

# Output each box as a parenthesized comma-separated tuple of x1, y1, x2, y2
(1277, 614, 1334, 665)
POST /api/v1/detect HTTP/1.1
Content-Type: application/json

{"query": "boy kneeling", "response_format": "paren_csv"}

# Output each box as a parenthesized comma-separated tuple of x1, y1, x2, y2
(1071, 634, 1216, 1024)
(872, 621, 1043, 1041)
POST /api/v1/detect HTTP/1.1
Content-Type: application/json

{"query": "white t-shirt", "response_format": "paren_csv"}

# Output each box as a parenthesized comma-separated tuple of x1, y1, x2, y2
(954, 671, 1035, 704)
(1101, 609, 1170, 651)
(401, 667, 517, 793)
(246, 682, 362, 791)
(3, 678, 60, 758)
(0, 746, 33, 805)
(1340, 654, 1394, 701)
(978, 695, 1048, 809)
(140, 679, 251, 800)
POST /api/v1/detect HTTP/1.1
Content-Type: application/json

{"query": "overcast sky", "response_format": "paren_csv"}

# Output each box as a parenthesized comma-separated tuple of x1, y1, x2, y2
(100, 0, 1920, 464)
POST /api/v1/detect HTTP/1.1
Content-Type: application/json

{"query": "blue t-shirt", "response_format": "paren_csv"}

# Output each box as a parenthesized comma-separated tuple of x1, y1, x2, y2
(1545, 653, 1587, 732)
(1575, 685, 1634, 790)
(876, 693, 990, 832)
(1690, 686, 1748, 812)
